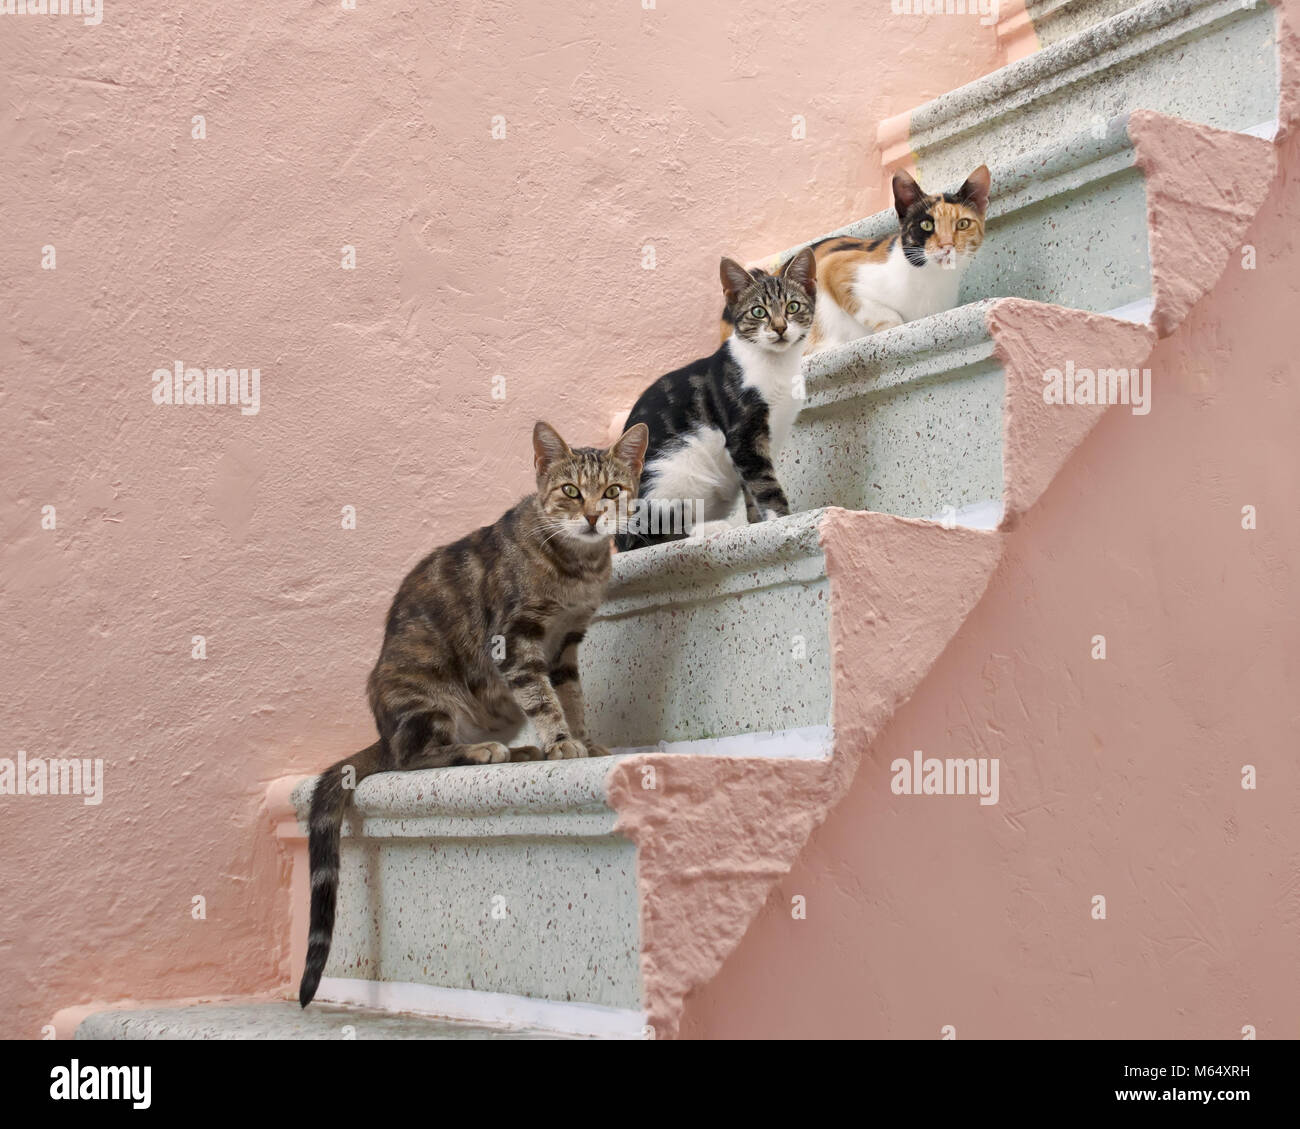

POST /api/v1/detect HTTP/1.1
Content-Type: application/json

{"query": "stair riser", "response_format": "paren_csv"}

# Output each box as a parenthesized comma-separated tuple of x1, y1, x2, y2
(964, 149, 1150, 313)
(910, 0, 1278, 186)
(1014, 0, 1152, 49)
(580, 518, 832, 749)
(782, 321, 1004, 518)
(320, 823, 642, 1010)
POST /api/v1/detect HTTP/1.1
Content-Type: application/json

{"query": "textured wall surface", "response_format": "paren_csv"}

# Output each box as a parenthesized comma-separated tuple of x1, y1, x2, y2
(0, 3, 1002, 1033)
(678, 128, 1300, 1038)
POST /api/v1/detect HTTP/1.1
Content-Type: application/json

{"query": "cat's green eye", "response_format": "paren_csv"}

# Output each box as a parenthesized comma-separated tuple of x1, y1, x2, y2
(957, 218, 971, 230)
(787, 302, 802, 313)
(561, 484, 581, 499)
(750, 306, 768, 319)
(604, 485, 621, 500)
(920, 219, 934, 232)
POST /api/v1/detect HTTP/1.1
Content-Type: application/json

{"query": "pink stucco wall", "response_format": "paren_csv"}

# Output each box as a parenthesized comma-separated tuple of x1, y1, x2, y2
(0, 4, 1003, 1033)
(677, 130, 1300, 1039)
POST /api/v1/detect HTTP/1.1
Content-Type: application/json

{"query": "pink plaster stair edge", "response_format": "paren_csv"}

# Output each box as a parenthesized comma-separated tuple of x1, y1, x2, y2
(606, 513, 1005, 1038)
(988, 299, 1157, 529)
(875, 109, 917, 184)
(995, 0, 1040, 65)
(1273, 0, 1300, 142)
(1128, 112, 1279, 338)
(265, 775, 313, 991)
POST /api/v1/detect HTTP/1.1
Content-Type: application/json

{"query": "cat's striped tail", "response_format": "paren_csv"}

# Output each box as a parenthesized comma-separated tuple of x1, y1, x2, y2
(298, 741, 383, 1008)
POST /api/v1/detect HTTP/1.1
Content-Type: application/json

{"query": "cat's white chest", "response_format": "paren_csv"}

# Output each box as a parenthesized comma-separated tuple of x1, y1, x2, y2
(738, 346, 802, 452)
(852, 243, 964, 322)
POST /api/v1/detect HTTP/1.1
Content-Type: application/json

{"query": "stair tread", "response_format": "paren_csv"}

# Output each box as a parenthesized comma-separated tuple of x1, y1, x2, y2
(908, 0, 1253, 130)
(76, 1000, 571, 1040)
(608, 504, 826, 590)
(289, 751, 625, 824)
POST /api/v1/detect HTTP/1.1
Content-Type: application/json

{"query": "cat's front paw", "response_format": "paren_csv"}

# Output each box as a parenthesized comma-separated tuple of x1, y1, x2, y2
(544, 738, 588, 760)
(455, 742, 511, 765)
(869, 311, 905, 333)
(508, 745, 544, 762)
(583, 740, 612, 758)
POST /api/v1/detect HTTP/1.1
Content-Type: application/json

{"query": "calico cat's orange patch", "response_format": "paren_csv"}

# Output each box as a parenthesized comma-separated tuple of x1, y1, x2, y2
(805, 166, 989, 349)
(810, 236, 896, 329)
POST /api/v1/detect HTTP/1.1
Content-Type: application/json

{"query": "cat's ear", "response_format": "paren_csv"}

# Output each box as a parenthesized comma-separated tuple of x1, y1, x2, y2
(720, 257, 754, 306)
(533, 421, 572, 476)
(780, 246, 817, 296)
(609, 423, 649, 480)
(956, 164, 991, 213)
(892, 169, 924, 221)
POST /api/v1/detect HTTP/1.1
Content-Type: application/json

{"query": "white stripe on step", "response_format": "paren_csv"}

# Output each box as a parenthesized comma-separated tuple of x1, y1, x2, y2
(612, 723, 833, 760)
(1104, 297, 1156, 326)
(923, 499, 1004, 532)
(315, 977, 648, 1039)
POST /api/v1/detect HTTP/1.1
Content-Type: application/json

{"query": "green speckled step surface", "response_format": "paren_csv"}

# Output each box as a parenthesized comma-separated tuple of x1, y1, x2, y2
(907, 0, 1279, 184)
(76, 1000, 575, 1040)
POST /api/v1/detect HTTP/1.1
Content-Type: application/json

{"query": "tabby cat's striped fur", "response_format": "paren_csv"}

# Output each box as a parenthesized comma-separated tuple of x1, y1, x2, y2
(298, 421, 648, 1007)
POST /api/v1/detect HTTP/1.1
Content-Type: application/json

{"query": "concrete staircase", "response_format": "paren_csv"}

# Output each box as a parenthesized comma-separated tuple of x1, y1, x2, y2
(61, 0, 1294, 1039)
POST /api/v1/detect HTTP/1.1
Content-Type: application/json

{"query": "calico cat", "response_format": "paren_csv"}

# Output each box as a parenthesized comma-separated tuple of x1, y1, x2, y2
(615, 248, 816, 552)
(801, 164, 989, 351)
(298, 420, 649, 1008)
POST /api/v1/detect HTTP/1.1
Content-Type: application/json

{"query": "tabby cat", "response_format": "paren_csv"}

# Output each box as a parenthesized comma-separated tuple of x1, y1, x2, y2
(801, 164, 989, 351)
(615, 248, 816, 552)
(298, 420, 649, 1008)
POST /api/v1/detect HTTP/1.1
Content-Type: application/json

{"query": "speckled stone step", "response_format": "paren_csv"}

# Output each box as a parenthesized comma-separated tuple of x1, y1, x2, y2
(284, 755, 645, 1025)
(778, 301, 1006, 521)
(75, 1000, 580, 1040)
(582, 508, 832, 751)
(885, 0, 1281, 185)
(1000, 0, 1150, 57)
(772, 116, 1162, 320)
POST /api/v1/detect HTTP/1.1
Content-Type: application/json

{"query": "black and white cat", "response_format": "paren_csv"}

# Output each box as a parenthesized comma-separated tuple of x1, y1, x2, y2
(615, 249, 815, 552)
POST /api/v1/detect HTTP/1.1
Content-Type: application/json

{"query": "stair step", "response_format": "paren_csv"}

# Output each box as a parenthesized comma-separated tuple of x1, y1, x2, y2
(1000, 0, 1154, 57)
(587, 294, 1168, 751)
(884, 0, 1279, 185)
(780, 301, 1005, 520)
(286, 755, 646, 1015)
(584, 507, 832, 750)
(74, 1000, 584, 1040)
